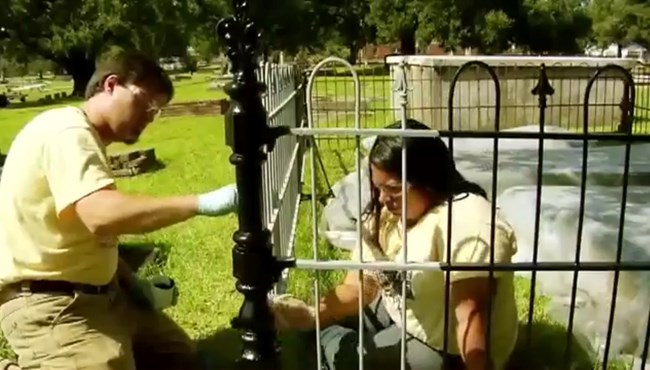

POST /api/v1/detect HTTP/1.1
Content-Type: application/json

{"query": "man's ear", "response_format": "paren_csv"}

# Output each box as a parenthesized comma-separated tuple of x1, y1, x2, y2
(102, 74, 120, 94)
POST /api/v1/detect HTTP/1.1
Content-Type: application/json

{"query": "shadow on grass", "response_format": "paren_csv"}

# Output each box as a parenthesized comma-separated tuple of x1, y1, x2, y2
(195, 328, 319, 370)
(507, 322, 594, 370)
(118, 241, 172, 274)
(195, 321, 596, 370)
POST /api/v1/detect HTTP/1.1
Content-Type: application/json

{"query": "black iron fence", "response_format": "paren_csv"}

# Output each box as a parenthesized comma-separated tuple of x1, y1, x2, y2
(217, 1, 650, 370)
(306, 58, 650, 150)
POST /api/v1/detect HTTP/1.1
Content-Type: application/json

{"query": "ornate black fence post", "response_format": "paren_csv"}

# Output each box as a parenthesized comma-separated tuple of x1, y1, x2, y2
(217, 1, 295, 369)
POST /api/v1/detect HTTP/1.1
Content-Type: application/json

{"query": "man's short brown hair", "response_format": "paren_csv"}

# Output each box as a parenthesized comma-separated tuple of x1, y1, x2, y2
(85, 50, 174, 102)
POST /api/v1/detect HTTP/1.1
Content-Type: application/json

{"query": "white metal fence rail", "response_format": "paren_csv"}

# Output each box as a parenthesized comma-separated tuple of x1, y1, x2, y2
(258, 62, 304, 293)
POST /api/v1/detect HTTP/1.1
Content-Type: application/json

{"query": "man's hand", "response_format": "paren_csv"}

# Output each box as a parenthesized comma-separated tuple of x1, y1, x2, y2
(196, 183, 238, 216)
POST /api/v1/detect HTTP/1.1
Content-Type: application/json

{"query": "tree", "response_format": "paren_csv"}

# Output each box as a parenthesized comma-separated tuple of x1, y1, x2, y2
(367, 0, 419, 54)
(1, 0, 208, 96)
(190, 33, 221, 65)
(408, 0, 522, 54)
(243, 0, 324, 56)
(311, 0, 375, 64)
(589, 0, 650, 55)
(515, 0, 593, 54)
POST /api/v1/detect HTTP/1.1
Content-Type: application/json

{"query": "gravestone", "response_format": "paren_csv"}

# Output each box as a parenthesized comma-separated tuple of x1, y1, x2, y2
(108, 148, 163, 177)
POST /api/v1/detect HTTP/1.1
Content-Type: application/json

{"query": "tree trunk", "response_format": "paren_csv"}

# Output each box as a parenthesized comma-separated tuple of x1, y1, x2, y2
(347, 42, 359, 65)
(617, 43, 623, 58)
(399, 29, 416, 55)
(63, 54, 96, 97)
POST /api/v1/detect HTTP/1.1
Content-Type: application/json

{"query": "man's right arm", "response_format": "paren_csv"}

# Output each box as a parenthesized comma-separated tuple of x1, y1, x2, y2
(44, 126, 236, 237)
(73, 187, 199, 235)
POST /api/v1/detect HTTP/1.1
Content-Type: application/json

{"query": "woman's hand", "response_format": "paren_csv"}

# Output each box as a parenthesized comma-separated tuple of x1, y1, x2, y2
(268, 273, 380, 332)
(269, 294, 316, 331)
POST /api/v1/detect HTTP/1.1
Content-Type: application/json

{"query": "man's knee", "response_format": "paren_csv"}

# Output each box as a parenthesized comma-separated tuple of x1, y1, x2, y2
(1, 293, 134, 370)
(9, 323, 135, 370)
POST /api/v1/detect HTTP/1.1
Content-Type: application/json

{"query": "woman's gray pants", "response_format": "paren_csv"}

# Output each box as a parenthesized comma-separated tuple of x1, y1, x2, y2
(319, 297, 463, 370)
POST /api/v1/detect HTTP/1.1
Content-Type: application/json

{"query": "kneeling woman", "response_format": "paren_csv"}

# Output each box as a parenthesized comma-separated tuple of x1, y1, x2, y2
(271, 119, 519, 370)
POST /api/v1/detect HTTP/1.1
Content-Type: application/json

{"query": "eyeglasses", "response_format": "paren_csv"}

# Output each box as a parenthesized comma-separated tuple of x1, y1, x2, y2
(376, 182, 410, 198)
(127, 85, 162, 120)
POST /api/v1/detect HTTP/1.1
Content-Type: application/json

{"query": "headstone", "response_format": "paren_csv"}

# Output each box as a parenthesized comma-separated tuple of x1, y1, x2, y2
(207, 81, 223, 91)
(108, 148, 163, 177)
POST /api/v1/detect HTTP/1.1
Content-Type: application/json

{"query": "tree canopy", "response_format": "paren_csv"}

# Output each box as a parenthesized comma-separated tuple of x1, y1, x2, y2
(1, 0, 648, 95)
(589, 0, 650, 53)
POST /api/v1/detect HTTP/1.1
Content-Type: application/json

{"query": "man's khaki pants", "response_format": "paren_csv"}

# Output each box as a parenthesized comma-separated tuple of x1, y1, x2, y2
(0, 280, 199, 370)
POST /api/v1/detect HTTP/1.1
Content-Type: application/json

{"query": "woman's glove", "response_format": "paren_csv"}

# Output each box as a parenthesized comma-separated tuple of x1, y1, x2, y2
(124, 274, 179, 311)
(197, 183, 238, 216)
(269, 294, 316, 331)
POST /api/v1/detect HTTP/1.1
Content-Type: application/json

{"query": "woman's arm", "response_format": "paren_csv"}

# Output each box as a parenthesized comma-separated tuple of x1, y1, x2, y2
(451, 277, 492, 370)
(317, 270, 380, 327)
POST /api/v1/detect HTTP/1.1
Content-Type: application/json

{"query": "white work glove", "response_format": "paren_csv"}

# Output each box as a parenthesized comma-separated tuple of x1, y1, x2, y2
(127, 275, 179, 311)
(269, 294, 316, 331)
(197, 183, 238, 216)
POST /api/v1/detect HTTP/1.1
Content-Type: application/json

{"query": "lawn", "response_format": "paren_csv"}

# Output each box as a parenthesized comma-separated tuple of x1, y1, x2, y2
(0, 68, 645, 370)
(0, 70, 226, 109)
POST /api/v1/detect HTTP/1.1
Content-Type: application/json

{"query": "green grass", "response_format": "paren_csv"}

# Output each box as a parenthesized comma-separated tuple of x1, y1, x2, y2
(0, 70, 225, 109)
(0, 75, 72, 103)
(0, 71, 645, 370)
(169, 72, 228, 103)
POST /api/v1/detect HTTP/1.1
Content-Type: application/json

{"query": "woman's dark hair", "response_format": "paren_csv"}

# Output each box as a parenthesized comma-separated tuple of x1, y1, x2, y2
(362, 119, 487, 247)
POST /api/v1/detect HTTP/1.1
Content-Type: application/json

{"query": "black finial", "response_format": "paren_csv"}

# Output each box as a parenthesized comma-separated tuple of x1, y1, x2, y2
(531, 64, 555, 98)
(531, 63, 555, 114)
(217, 1, 262, 84)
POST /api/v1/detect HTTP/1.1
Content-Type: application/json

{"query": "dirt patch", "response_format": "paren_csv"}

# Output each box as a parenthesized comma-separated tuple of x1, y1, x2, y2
(108, 148, 164, 178)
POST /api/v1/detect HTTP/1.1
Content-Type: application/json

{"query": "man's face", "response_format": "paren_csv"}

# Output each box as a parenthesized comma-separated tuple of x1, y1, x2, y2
(101, 75, 167, 145)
